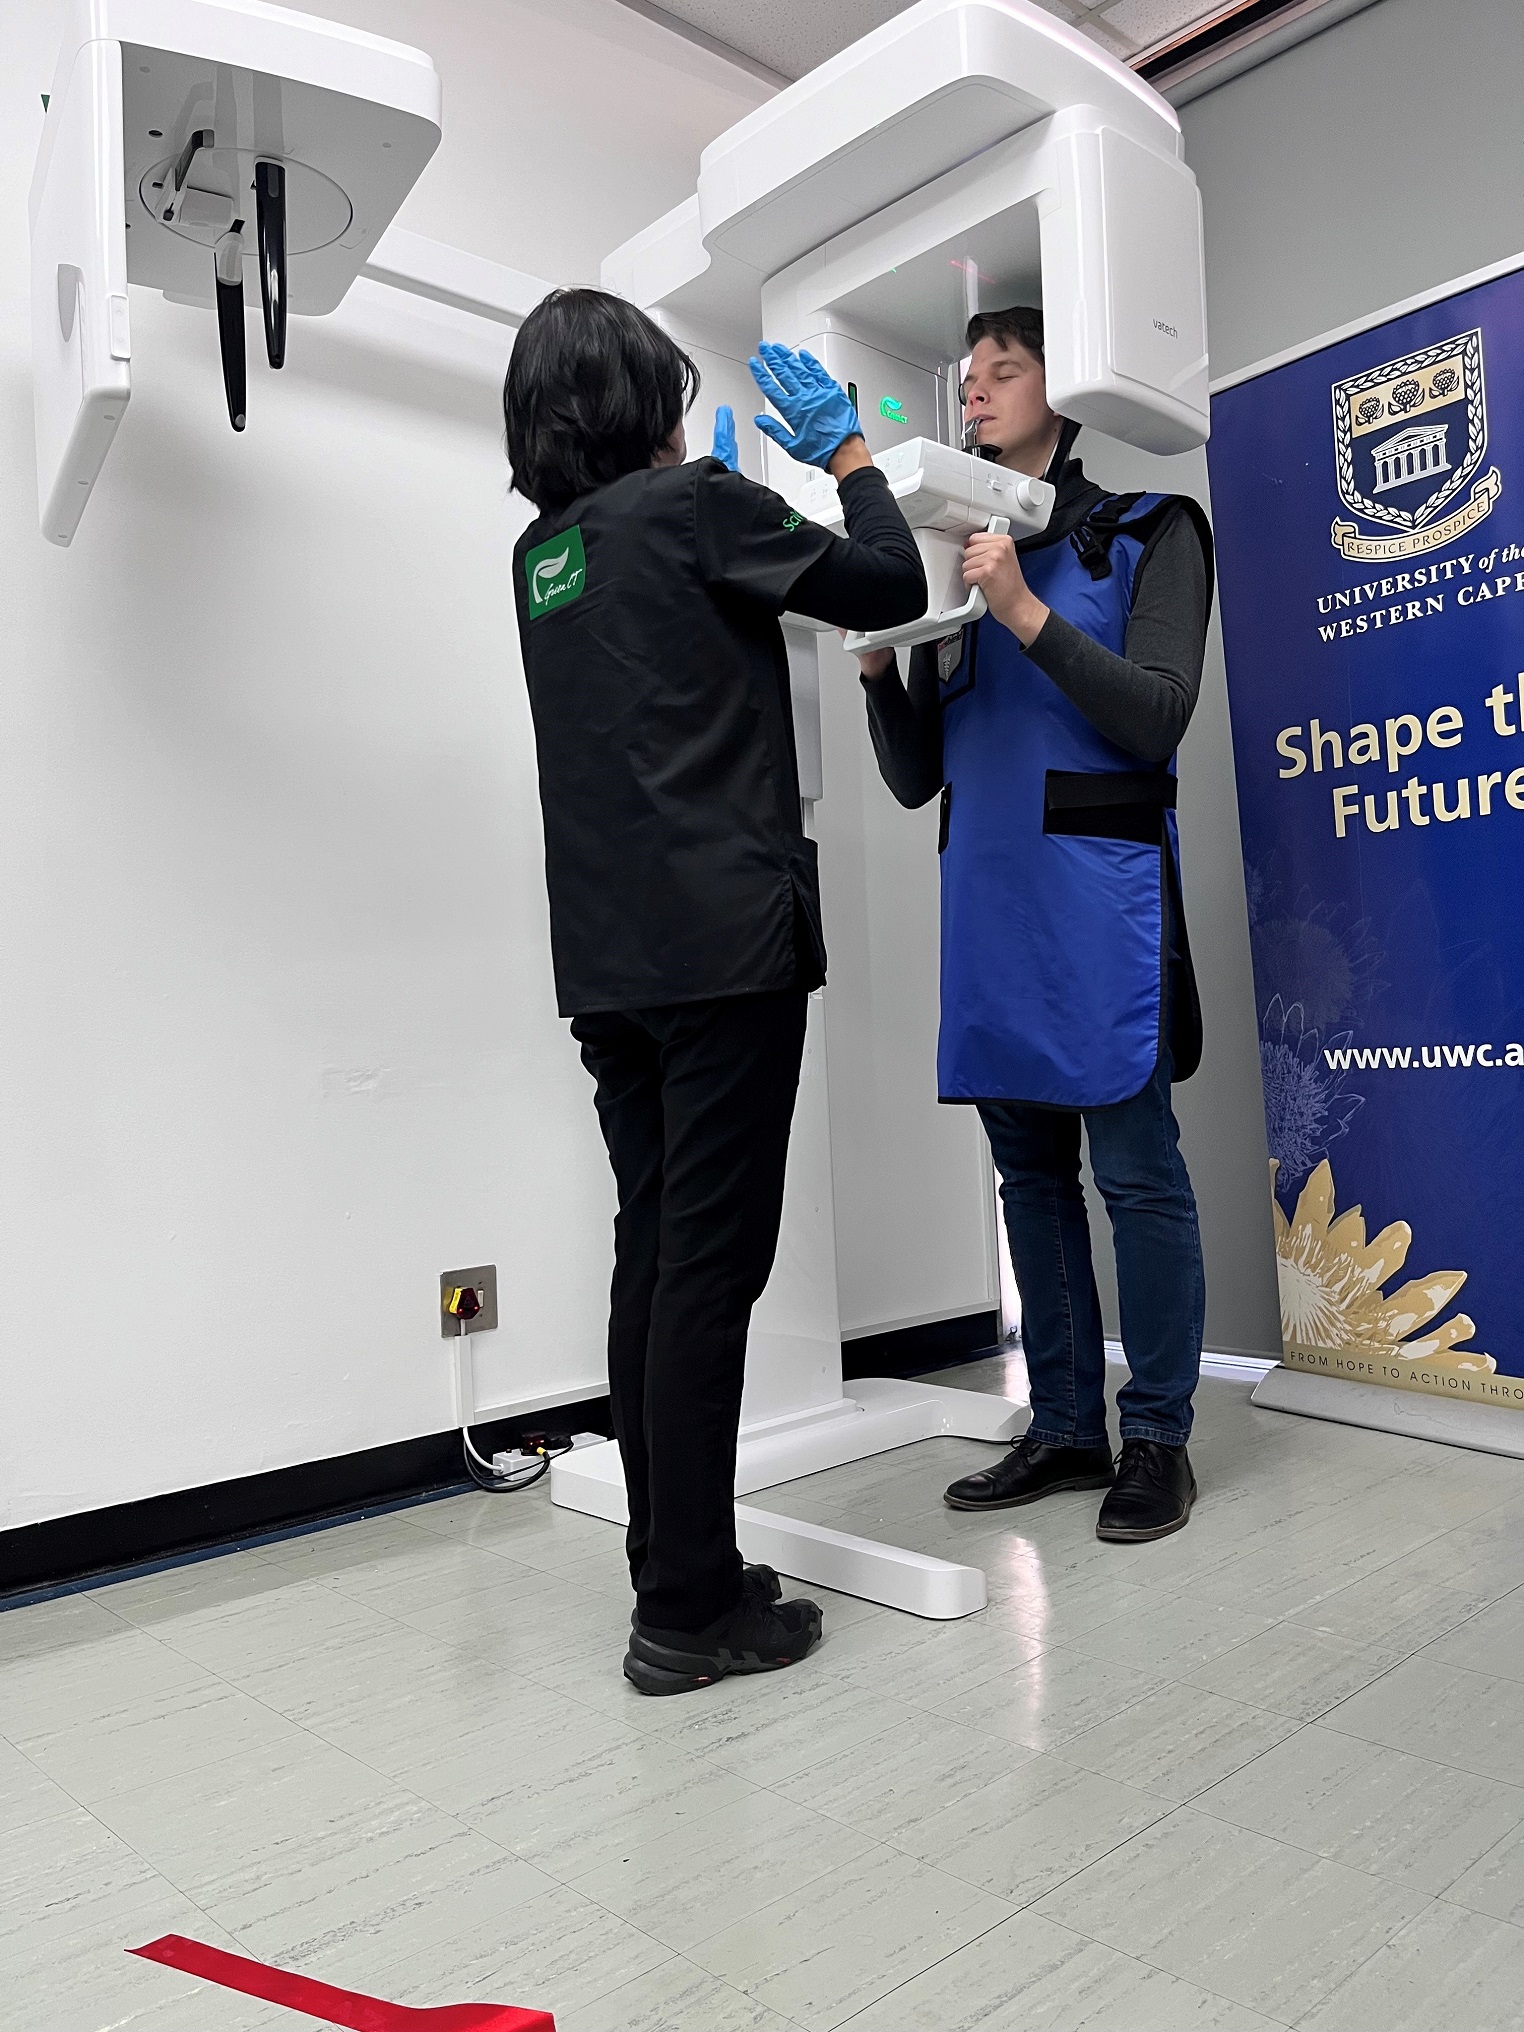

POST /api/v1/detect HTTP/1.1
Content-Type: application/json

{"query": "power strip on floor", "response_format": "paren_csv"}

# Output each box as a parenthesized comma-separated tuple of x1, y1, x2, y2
(490, 1431, 605, 1476)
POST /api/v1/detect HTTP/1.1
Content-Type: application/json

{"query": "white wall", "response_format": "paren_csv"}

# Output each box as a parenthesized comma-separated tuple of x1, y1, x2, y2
(303, 0, 771, 288)
(0, 0, 768, 1529)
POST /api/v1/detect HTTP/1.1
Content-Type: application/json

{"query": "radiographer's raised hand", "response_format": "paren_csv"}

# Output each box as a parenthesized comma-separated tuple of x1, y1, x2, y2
(749, 342, 870, 477)
(711, 404, 739, 471)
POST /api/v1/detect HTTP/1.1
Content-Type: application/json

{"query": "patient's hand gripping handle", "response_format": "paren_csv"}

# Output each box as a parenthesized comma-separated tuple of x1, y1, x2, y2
(843, 514, 1012, 657)
(923, 512, 1012, 634)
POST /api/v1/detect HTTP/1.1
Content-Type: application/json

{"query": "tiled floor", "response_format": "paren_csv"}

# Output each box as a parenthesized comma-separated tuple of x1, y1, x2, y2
(7, 1359, 1524, 2030)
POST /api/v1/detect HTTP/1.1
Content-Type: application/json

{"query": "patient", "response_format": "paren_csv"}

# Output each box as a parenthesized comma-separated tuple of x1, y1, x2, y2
(853, 303, 1215, 1545)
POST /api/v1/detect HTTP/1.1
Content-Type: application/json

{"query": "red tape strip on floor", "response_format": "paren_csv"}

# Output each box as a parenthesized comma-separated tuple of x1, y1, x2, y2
(129, 1934, 556, 2030)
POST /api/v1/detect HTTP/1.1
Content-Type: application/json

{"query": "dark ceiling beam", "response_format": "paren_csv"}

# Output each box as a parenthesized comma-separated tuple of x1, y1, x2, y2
(1146, 0, 1386, 103)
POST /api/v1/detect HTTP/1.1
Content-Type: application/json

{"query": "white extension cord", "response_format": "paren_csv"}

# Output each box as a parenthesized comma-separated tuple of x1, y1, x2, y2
(451, 1320, 606, 1488)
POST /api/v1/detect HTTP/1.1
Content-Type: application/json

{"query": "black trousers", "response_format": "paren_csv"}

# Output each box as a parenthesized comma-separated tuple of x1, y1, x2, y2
(570, 988, 809, 1631)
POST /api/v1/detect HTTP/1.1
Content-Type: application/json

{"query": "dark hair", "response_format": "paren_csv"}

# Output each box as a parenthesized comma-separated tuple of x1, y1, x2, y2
(504, 288, 700, 514)
(965, 304, 1045, 361)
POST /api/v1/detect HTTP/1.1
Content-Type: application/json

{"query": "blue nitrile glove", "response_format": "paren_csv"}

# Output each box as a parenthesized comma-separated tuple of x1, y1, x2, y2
(749, 341, 862, 469)
(711, 404, 739, 471)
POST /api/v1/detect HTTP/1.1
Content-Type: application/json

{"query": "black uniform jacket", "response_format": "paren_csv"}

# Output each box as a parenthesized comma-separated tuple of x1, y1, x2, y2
(515, 457, 917, 1017)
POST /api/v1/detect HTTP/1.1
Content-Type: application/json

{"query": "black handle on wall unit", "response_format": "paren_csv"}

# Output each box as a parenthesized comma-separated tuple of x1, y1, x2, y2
(254, 161, 287, 369)
(214, 223, 247, 431)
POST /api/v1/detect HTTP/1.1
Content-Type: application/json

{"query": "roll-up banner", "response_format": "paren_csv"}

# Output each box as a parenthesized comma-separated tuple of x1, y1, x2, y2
(1209, 258, 1524, 1432)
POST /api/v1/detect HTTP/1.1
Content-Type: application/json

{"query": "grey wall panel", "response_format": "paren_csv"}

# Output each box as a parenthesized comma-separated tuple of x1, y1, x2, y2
(1185, 0, 1524, 381)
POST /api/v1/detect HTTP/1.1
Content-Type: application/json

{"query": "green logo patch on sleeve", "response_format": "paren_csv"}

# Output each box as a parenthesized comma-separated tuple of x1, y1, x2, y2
(524, 526, 587, 618)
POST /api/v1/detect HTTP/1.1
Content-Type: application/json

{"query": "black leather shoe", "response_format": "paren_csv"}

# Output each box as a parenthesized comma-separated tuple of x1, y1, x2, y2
(944, 1433, 1115, 1511)
(1096, 1439, 1197, 1542)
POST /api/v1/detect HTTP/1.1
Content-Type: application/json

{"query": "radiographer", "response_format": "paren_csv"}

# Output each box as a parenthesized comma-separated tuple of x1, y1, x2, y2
(505, 291, 926, 1692)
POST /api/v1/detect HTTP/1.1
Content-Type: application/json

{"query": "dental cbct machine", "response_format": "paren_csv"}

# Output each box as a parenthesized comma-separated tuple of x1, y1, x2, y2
(31, 0, 443, 544)
(32, 0, 1209, 1620)
(556, 0, 1211, 1616)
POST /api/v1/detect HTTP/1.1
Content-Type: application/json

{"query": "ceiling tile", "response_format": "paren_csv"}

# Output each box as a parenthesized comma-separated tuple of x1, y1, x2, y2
(1100, 0, 1229, 53)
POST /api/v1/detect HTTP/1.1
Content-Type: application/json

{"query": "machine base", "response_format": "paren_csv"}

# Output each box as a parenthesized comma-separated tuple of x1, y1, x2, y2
(1251, 1363, 1524, 1459)
(550, 1374, 1027, 1620)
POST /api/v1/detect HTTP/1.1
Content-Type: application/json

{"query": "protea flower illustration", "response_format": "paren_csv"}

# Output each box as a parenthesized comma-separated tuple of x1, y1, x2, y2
(1273, 1159, 1494, 1375)
(1260, 996, 1363, 1195)
(1246, 860, 1384, 1026)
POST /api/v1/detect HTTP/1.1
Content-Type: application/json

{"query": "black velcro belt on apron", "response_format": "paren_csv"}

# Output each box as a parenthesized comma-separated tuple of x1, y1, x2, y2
(1042, 769, 1177, 845)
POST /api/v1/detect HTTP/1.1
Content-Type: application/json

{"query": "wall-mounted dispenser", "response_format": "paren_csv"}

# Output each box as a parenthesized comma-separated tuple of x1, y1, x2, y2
(31, 0, 441, 544)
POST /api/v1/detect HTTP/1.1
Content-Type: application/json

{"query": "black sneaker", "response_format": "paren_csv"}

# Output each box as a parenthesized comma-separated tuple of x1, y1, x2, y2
(624, 1581, 823, 1696)
(1096, 1439, 1197, 1542)
(944, 1432, 1115, 1511)
(630, 1562, 781, 1629)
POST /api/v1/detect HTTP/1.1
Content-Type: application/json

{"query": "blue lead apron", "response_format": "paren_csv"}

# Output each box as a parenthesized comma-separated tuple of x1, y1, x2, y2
(937, 494, 1198, 1108)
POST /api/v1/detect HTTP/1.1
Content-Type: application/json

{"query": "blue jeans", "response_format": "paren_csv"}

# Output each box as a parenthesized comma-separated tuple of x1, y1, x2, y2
(978, 1048, 1205, 1449)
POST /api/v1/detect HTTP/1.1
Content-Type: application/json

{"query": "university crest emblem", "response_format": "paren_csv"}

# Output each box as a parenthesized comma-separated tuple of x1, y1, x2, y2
(1330, 328, 1500, 561)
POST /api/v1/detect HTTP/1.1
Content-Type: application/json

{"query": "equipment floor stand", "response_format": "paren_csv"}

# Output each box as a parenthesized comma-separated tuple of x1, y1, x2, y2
(551, 1375, 1026, 1620)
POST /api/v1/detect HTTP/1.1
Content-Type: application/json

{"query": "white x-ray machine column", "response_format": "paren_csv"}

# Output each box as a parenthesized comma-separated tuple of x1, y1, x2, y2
(553, 0, 1211, 1616)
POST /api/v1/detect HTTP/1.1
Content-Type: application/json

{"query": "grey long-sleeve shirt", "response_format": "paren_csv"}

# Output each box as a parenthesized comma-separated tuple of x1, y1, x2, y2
(862, 503, 1211, 809)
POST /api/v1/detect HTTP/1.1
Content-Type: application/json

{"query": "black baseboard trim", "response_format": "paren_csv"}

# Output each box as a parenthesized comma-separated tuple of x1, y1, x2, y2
(842, 1310, 1004, 1381)
(4, 1317, 1006, 1607)
(0, 1398, 614, 1609)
